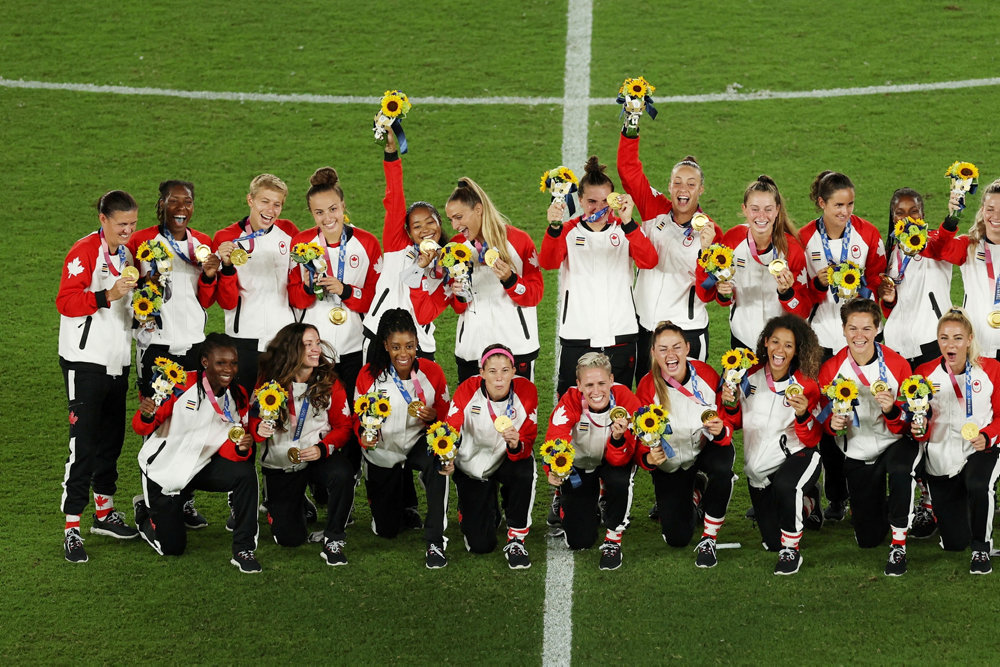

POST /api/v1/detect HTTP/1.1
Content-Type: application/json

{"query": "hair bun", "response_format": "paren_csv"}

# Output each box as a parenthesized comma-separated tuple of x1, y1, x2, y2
(757, 174, 775, 186)
(583, 156, 607, 176)
(682, 155, 699, 165)
(310, 167, 339, 188)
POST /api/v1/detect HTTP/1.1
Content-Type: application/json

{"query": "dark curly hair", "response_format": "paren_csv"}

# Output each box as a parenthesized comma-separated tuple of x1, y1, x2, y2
(367, 308, 420, 382)
(755, 314, 821, 379)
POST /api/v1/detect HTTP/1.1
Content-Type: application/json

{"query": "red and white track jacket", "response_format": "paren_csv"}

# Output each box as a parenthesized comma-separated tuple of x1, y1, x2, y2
(410, 227, 543, 361)
(633, 361, 731, 473)
(287, 225, 381, 359)
(355, 361, 450, 469)
(213, 218, 300, 351)
(880, 238, 954, 359)
(914, 358, 1000, 478)
(800, 215, 886, 350)
(544, 384, 640, 472)
(249, 378, 352, 472)
(540, 214, 657, 345)
(696, 227, 812, 347)
(723, 366, 822, 489)
(617, 133, 724, 331)
(817, 345, 911, 462)
(57, 231, 134, 375)
(133, 377, 251, 494)
(128, 225, 215, 354)
(446, 376, 538, 480)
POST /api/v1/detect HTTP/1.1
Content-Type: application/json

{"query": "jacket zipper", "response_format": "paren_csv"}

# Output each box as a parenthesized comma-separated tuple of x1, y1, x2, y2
(79, 315, 93, 349)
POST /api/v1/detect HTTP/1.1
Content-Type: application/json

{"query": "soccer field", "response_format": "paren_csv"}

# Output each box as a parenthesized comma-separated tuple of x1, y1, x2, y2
(3, 1, 1000, 663)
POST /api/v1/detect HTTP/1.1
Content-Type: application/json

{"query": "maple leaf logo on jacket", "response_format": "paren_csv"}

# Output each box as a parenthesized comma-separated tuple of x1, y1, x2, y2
(551, 405, 569, 426)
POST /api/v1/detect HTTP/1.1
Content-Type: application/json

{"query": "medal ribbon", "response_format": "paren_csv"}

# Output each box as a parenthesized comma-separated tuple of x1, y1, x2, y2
(582, 391, 616, 428)
(894, 248, 913, 283)
(160, 226, 198, 266)
(817, 215, 852, 268)
(389, 366, 426, 407)
(201, 374, 236, 424)
(292, 395, 310, 442)
(764, 366, 791, 396)
(984, 244, 1000, 309)
(235, 221, 268, 252)
(473, 240, 491, 264)
(746, 230, 778, 267)
(319, 227, 349, 303)
(98, 228, 126, 277)
(944, 359, 974, 419)
(485, 390, 516, 423)
(582, 206, 610, 225)
(664, 364, 710, 406)
(847, 343, 888, 390)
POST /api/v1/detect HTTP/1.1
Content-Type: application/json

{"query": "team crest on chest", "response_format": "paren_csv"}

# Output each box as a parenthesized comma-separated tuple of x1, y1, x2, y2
(350, 254, 360, 268)
(973, 379, 983, 393)
(682, 235, 694, 247)
(850, 244, 861, 259)
(278, 240, 288, 254)
(610, 233, 621, 247)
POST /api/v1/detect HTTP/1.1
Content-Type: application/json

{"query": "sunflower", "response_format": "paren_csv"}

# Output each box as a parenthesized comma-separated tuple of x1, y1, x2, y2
(649, 405, 667, 420)
(946, 161, 979, 180)
(426, 420, 447, 435)
(380, 90, 411, 118)
(901, 378, 919, 398)
(621, 76, 655, 99)
(431, 435, 455, 456)
(742, 350, 759, 367)
(721, 349, 743, 370)
(840, 267, 861, 288)
(550, 452, 573, 477)
(165, 364, 186, 385)
(451, 244, 472, 263)
(136, 244, 154, 262)
(893, 219, 907, 237)
(258, 387, 284, 411)
(636, 412, 662, 434)
(154, 356, 172, 368)
(902, 232, 926, 254)
(713, 249, 732, 269)
(834, 380, 859, 402)
(557, 167, 578, 184)
(539, 440, 558, 460)
(373, 398, 392, 418)
(540, 171, 549, 192)
(133, 297, 154, 318)
(354, 396, 371, 415)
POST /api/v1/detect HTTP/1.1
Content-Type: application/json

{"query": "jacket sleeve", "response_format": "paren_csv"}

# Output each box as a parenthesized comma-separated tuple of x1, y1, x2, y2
(218, 388, 253, 461)
(780, 237, 814, 318)
(507, 378, 538, 460)
(928, 217, 971, 266)
(623, 220, 658, 269)
(616, 132, 671, 221)
(56, 239, 107, 317)
(544, 389, 582, 442)
(883, 353, 913, 435)
(382, 153, 411, 253)
(859, 219, 887, 296)
(409, 279, 451, 325)
(604, 387, 639, 466)
(131, 383, 186, 436)
(793, 378, 823, 448)
(319, 380, 353, 454)
(424, 362, 451, 424)
(981, 360, 1000, 448)
(503, 228, 544, 308)
(446, 378, 477, 437)
(287, 260, 317, 309)
(341, 231, 382, 314)
(539, 221, 571, 270)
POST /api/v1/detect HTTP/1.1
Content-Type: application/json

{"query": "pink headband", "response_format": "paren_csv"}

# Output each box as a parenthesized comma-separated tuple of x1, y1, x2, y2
(480, 348, 515, 368)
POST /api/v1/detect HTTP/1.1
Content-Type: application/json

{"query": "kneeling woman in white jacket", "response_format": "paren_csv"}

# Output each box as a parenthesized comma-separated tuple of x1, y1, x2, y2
(132, 333, 262, 573)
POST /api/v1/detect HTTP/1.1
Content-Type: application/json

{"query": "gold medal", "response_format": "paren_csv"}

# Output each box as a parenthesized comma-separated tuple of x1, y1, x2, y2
(961, 423, 980, 441)
(700, 409, 718, 424)
(407, 400, 425, 419)
(785, 383, 804, 398)
(768, 259, 787, 276)
(419, 239, 440, 254)
(227, 425, 246, 443)
(484, 248, 500, 267)
(287, 447, 301, 464)
(493, 415, 513, 432)
(609, 406, 630, 422)
(194, 244, 213, 263)
(121, 266, 140, 282)
(691, 212, 710, 231)
(870, 380, 889, 396)
(229, 248, 249, 266)
(988, 311, 1000, 329)
(329, 306, 348, 325)
(606, 192, 623, 211)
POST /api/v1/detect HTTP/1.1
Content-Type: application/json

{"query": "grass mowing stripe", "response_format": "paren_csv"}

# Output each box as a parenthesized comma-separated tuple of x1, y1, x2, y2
(4, 75, 999, 107)
(543, 1, 592, 665)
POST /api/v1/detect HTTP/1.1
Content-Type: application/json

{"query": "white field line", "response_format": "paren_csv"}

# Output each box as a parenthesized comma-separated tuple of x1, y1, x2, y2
(2, 75, 998, 106)
(542, 1, 591, 667)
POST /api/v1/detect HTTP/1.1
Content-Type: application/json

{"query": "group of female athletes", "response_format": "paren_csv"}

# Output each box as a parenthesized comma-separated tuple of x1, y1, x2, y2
(57, 122, 1000, 577)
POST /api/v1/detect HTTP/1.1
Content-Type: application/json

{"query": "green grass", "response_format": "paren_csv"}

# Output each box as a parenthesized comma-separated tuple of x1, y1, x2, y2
(3, 0, 1000, 663)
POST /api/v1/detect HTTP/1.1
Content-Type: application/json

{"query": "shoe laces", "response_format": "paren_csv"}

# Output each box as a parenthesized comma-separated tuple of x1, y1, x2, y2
(325, 539, 346, 553)
(695, 537, 716, 554)
(972, 550, 990, 563)
(889, 545, 906, 563)
(504, 539, 527, 556)
(778, 547, 797, 562)
(600, 540, 621, 555)
(183, 500, 197, 515)
(66, 529, 84, 547)
(105, 510, 128, 526)
(427, 543, 445, 558)
(235, 549, 256, 561)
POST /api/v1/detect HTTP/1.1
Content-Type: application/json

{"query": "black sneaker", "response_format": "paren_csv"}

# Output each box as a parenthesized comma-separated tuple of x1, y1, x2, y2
(231, 550, 262, 574)
(425, 543, 448, 569)
(546, 491, 562, 527)
(91, 510, 139, 540)
(598, 540, 623, 571)
(823, 500, 848, 522)
(971, 550, 992, 575)
(774, 547, 802, 575)
(695, 537, 718, 568)
(304, 495, 318, 523)
(804, 486, 824, 531)
(403, 507, 424, 531)
(503, 538, 531, 570)
(884, 544, 907, 576)
(909, 506, 937, 539)
(648, 502, 660, 521)
(182, 500, 209, 530)
(132, 495, 162, 555)
(322, 539, 348, 566)
(64, 528, 88, 563)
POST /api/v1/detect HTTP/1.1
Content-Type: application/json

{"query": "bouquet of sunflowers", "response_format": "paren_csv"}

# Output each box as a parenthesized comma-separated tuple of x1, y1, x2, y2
(255, 380, 289, 427)
(438, 241, 475, 300)
(426, 421, 459, 464)
(539, 438, 577, 483)
(892, 216, 928, 257)
(540, 165, 580, 219)
(899, 375, 934, 429)
(826, 260, 863, 301)
(355, 390, 392, 446)
(823, 374, 860, 435)
(135, 239, 174, 291)
(150, 356, 186, 406)
(616, 76, 658, 137)
(945, 161, 979, 214)
(291, 242, 329, 298)
(373, 89, 412, 154)
(630, 405, 676, 458)
(131, 281, 163, 325)
(720, 348, 758, 405)
(698, 243, 735, 288)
